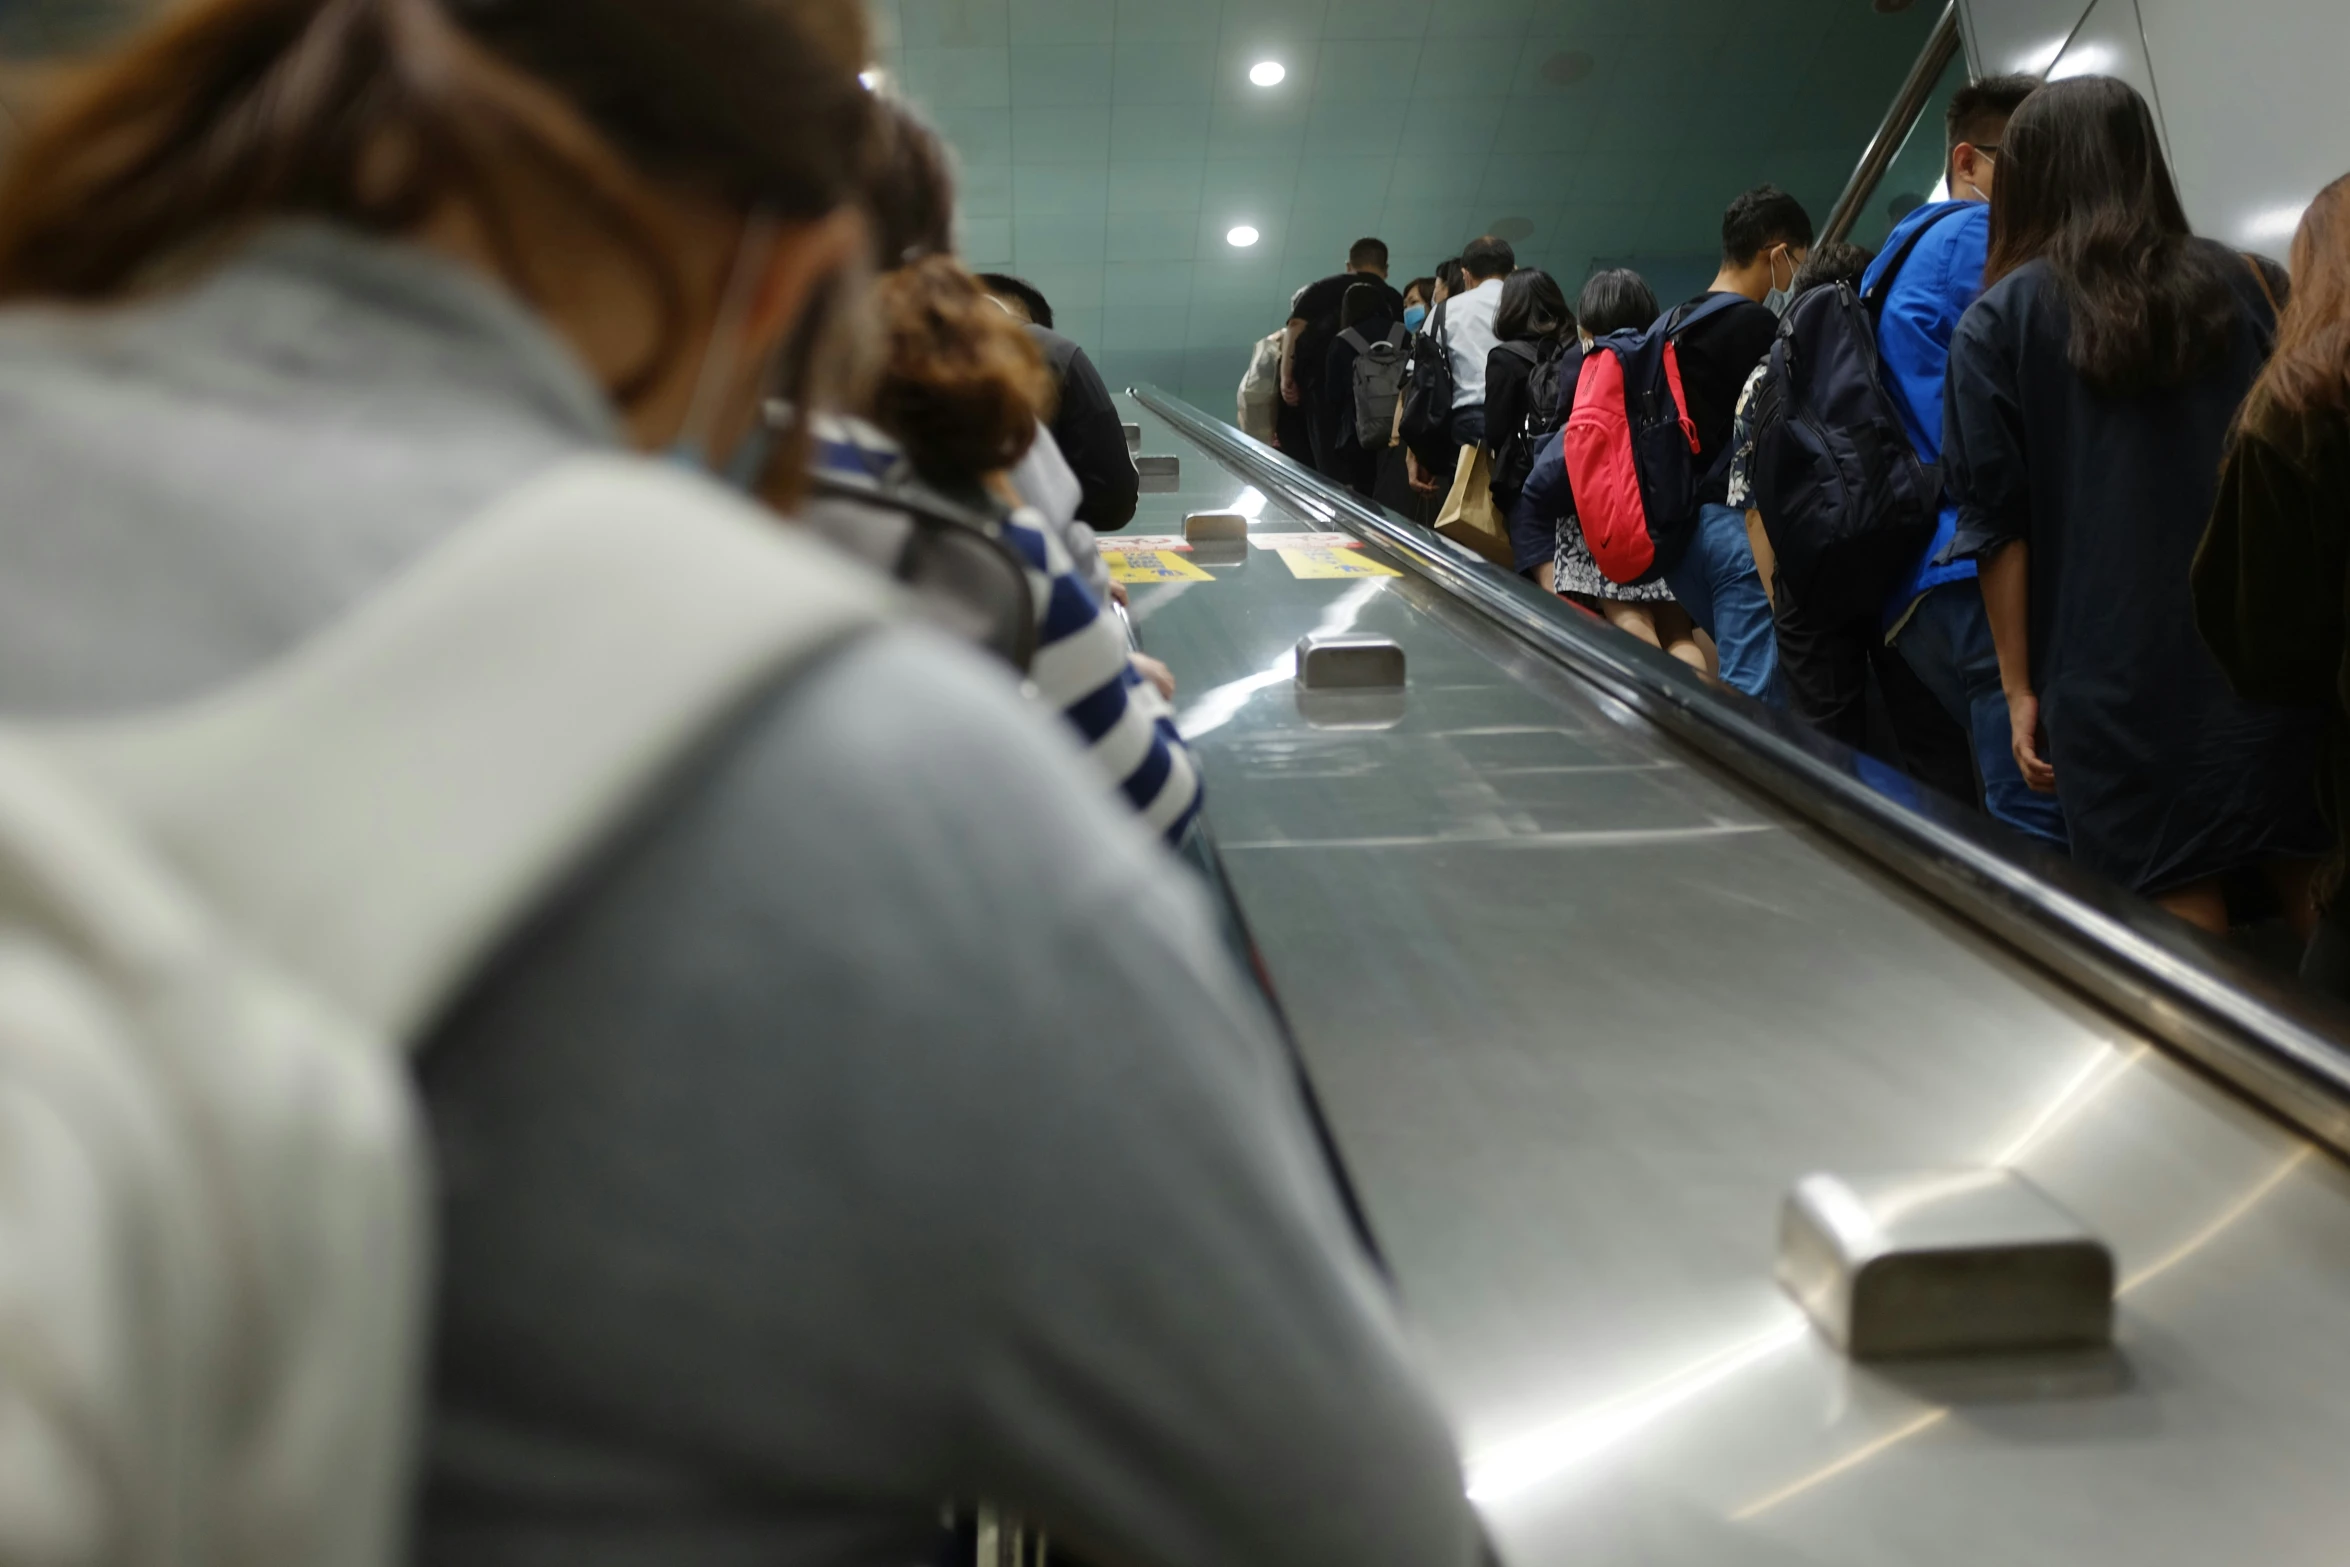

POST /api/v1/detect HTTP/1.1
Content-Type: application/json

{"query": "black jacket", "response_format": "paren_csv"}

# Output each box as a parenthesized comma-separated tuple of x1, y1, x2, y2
(1030, 325, 1139, 531)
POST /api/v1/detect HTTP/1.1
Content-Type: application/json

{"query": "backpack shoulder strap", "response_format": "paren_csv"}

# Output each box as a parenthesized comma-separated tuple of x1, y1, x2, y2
(2241, 251, 2284, 322)
(1498, 339, 1540, 366)
(1862, 201, 1975, 314)
(41, 454, 895, 1043)
(1384, 324, 1408, 350)
(1338, 327, 1370, 354)
(1663, 291, 1750, 340)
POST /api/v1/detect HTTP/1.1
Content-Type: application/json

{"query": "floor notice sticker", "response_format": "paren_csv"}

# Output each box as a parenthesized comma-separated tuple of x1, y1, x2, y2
(1245, 533, 1367, 550)
(1245, 532, 1405, 579)
(1102, 547, 1212, 583)
(1276, 548, 1403, 579)
(1271, 545, 1403, 580)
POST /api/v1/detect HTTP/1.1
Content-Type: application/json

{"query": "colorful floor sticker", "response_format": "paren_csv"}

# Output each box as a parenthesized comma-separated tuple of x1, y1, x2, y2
(1274, 546, 1403, 579)
(1098, 531, 1402, 583)
(1101, 544, 1211, 583)
(1249, 533, 1404, 580)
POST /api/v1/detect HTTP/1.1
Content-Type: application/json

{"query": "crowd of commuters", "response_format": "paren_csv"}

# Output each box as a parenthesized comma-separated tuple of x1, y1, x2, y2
(1258, 76, 2350, 990)
(5, 0, 2350, 1561)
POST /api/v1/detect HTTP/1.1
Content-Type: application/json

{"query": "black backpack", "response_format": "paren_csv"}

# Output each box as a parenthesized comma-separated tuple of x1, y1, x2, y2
(1397, 297, 1455, 463)
(1748, 205, 1966, 623)
(1491, 339, 1579, 505)
(1563, 292, 1751, 583)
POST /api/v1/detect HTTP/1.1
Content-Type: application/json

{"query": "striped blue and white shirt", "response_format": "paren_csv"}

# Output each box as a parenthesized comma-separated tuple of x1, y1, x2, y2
(809, 417, 1202, 844)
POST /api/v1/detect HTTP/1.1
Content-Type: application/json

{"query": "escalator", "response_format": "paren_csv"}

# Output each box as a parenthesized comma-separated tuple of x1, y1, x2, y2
(1114, 385, 2350, 1567)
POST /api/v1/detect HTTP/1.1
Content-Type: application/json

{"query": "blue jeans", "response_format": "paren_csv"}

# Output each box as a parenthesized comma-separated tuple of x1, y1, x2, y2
(1894, 581, 2069, 849)
(1663, 502, 1784, 708)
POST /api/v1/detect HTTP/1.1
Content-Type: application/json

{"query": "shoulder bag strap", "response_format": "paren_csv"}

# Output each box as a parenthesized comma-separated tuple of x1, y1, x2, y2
(40, 455, 895, 1042)
(1861, 200, 1976, 320)
(2242, 251, 2284, 321)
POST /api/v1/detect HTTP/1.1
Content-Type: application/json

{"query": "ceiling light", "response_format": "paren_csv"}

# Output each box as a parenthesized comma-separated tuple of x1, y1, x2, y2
(857, 68, 883, 90)
(1227, 225, 1260, 248)
(1248, 60, 1286, 87)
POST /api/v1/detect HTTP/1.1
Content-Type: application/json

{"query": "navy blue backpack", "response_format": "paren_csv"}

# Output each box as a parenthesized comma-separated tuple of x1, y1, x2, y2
(1562, 292, 1750, 584)
(1747, 206, 1966, 624)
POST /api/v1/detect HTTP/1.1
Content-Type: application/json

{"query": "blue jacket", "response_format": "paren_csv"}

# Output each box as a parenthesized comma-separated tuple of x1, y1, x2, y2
(1864, 199, 1990, 626)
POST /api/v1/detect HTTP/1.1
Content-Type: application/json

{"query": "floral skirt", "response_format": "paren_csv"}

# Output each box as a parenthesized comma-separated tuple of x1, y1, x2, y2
(1553, 514, 1674, 602)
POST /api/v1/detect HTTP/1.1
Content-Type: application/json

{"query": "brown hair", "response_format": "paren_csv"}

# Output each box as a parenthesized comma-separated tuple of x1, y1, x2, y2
(864, 98, 957, 272)
(0, 0, 874, 397)
(872, 255, 1051, 480)
(2243, 174, 2350, 434)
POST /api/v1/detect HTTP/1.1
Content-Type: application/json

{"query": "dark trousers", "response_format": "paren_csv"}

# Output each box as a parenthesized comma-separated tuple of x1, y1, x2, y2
(1274, 397, 1314, 470)
(1373, 444, 1439, 525)
(1326, 439, 1378, 497)
(1773, 578, 1978, 806)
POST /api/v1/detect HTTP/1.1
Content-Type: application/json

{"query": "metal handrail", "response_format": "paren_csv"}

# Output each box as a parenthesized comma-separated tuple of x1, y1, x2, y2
(1821, 0, 1964, 246)
(1130, 383, 2350, 1162)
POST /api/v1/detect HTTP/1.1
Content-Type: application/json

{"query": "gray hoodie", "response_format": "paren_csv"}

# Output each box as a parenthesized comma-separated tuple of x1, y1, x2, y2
(0, 225, 1474, 1567)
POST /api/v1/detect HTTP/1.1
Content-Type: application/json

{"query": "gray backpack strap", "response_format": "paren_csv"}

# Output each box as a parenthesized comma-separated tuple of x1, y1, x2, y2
(1338, 327, 1371, 354)
(44, 454, 894, 1042)
(1384, 324, 1407, 350)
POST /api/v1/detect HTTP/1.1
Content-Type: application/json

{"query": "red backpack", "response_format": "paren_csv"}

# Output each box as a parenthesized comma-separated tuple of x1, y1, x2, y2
(1562, 293, 1747, 583)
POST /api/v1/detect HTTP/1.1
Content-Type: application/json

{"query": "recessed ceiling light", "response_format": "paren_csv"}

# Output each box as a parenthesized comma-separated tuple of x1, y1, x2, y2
(857, 68, 883, 90)
(1227, 225, 1260, 248)
(1248, 60, 1286, 87)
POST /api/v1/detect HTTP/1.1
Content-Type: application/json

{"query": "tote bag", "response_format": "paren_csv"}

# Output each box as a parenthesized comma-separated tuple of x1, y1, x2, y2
(1434, 442, 1514, 568)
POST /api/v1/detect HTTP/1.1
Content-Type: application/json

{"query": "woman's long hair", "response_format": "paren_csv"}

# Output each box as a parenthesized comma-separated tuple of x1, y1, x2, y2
(1495, 267, 1571, 344)
(1983, 74, 2239, 395)
(0, 0, 875, 400)
(2242, 173, 2350, 434)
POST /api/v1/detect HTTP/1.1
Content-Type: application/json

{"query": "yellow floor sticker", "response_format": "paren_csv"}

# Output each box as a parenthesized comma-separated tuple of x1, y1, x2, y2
(1103, 548, 1213, 583)
(1274, 546, 1403, 580)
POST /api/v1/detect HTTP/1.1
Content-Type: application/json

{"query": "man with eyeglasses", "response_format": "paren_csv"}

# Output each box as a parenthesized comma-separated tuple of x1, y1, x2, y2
(1868, 74, 2068, 849)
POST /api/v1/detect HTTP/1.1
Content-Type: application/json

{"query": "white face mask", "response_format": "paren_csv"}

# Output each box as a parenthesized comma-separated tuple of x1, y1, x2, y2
(665, 207, 782, 490)
(1956, 146, 1996, 204)
(1762, 248, 1797, 317)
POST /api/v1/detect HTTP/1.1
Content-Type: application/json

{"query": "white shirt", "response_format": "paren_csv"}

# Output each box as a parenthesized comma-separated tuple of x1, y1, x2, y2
(1441, 276, 1506, 410)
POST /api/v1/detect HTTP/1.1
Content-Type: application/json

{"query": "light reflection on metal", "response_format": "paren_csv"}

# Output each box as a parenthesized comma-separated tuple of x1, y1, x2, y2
(1728, 1143, 2316, 1522)
(2012, 32, 2072, 74)
(1464, 1315, 1809, 1506)
(1231, 486, 1268, 519)
(2243, 203, 2310, 244)
(2120, 1146, 2314, 1293)
(1730, 1407, 1951, 1520)
(2047, 39, 2118, 79)
(1991, 1042, 2151, 1167)
(1175, 580, 1384, 741)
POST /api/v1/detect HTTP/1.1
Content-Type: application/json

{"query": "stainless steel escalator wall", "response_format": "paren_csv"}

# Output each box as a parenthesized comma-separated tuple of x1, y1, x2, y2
(1115, 389, 2350, 1567)
(1130, 387, 2350, 1160)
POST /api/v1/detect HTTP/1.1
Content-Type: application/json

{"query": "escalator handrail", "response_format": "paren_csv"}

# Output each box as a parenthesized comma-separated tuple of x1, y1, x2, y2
(1822, 0, 1964, 247)
(1130, 382, 2350, 1161)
